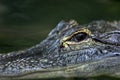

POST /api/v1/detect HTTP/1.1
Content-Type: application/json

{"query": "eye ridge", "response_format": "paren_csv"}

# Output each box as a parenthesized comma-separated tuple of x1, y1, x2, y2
(68, 32, 89, 42)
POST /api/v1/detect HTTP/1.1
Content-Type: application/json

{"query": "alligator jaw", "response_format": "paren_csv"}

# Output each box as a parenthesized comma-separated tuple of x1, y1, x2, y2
(0, 56, 120, 79)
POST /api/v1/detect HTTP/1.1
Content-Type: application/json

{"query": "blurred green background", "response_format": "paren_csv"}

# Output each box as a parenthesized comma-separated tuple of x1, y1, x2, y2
(0, 0, 120, 53)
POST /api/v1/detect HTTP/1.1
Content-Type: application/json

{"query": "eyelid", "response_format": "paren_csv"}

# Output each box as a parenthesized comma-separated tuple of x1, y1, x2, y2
(74, 28, 92, 35)
(62, 28, 92, 42)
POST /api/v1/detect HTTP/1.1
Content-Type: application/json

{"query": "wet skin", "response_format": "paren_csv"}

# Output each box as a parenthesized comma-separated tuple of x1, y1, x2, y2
(0, 20, 120, 79)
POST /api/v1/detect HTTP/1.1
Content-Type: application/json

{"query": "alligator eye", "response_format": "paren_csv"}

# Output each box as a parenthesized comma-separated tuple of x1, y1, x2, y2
(68, 32, 89, 42)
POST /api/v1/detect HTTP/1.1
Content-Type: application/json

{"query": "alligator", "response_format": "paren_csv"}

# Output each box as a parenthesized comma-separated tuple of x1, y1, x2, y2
(0, 20, 120, 79)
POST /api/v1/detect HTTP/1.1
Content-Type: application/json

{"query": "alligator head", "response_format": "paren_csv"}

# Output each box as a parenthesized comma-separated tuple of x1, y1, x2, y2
(0, 20, 120, 79)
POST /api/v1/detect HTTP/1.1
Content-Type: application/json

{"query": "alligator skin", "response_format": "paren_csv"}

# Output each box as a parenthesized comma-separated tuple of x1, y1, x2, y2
(0, 20, 120, 79)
